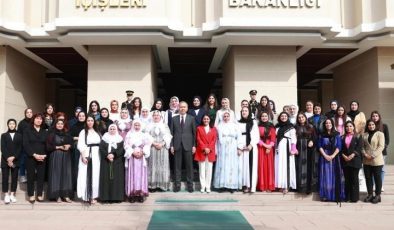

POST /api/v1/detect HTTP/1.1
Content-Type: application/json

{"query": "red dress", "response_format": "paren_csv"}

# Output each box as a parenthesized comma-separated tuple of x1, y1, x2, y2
(194, 126, 217, 162)
(257, 126, 276, 191)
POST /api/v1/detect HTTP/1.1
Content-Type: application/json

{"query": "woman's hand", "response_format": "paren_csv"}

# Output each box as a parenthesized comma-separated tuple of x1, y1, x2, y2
(81, 156, 88, 164)
(308, 140, 314, 148)
(107, 153, 114, 162)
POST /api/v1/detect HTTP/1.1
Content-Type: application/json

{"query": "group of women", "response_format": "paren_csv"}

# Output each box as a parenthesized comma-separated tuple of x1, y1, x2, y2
(0, 95, 389, 205)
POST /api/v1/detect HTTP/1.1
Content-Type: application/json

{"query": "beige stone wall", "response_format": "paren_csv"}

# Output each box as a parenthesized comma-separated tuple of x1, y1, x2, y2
(228, 46, 297, 113)
(333, 48, 379, 115)
(319, 80, 334, 113)
(87, 46, 156, 111)
(0, 47, 46, 132)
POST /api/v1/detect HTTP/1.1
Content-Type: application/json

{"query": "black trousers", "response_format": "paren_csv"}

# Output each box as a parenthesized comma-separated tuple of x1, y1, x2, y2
(1, 166, 19, 193)
(26, 157, 46, 197)
(174, 144, 193, 187)
(364, 165, 383, 196)
(343, 167, 360, 202)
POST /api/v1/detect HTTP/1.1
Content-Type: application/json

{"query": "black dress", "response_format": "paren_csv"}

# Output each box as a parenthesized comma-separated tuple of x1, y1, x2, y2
(46, 130, 73, 200)
(99, 141, 125, 202)
(69, 121, 85, 191)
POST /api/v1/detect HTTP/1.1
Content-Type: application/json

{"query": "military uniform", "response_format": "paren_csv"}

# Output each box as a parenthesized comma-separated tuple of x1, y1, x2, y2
(249, 90, 258, 119)
(121, 90, 134, 114)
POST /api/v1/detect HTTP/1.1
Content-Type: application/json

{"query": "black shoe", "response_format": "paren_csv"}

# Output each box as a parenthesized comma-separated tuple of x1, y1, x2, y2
(187, 187, 194, 193)
(363, 195, 373, 202)
(137, 196, 145, 203)
(173, 186, 180, 193)
(371, 195, 381, 204)
(129, 197, 136, 203)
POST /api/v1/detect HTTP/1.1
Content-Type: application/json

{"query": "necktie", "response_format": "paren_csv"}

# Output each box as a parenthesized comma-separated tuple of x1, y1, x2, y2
(181, 115, 184, 128)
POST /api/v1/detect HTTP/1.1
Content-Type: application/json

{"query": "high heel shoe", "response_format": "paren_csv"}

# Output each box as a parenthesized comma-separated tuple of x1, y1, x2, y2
(29, 196, 36, 204)
(37, 196, 44, 202)
(371, 195, 381, 204)
(63, 197, 72, 203)
(363, 194, 373, 202)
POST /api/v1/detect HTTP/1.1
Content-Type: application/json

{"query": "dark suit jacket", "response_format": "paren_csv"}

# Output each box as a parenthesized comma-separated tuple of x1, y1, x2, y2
(170, 114, 196, 151)
(188, 107, 206, 127)
(1, 132, 23, 167)
(341, 134, 363, 169)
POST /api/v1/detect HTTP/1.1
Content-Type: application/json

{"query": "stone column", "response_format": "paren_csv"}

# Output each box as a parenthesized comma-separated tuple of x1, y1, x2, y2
(222, 46, 297, 113)
(87, 46, 156, 111)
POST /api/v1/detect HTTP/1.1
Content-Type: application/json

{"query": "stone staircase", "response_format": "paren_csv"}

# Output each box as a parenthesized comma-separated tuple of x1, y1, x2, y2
(1, 166, 393, 211)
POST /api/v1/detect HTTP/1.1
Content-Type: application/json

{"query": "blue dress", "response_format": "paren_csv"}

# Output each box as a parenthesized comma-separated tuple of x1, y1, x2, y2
(318, 133, 345, 201)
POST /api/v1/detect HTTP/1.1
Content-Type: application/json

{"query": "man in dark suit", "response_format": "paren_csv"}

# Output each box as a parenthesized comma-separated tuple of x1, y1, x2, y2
(170, 101, 196, 193)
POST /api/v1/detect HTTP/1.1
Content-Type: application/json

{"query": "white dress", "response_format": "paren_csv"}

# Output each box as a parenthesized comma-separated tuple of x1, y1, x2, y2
(237, 120, 259, 191)
(77, 129, 101, 201)
(275, 127, 297, 189)
(214, 109, 236, 126)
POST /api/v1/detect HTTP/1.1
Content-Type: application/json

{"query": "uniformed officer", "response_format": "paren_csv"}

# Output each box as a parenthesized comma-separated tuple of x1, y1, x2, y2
(249, 90, 258, 119)
(121, 90, 134, 113)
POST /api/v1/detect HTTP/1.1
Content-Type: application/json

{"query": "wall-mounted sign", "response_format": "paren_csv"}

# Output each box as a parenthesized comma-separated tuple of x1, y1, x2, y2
(229, 0, 321, 8)
(76, 0, 146, 11)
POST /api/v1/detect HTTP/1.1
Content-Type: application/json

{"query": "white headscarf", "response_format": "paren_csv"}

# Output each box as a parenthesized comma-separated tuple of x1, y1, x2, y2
(102, 124, 123, 153)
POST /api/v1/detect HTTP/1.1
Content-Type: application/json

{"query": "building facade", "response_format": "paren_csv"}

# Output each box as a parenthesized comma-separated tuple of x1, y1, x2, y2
(0, 0, 393, 162)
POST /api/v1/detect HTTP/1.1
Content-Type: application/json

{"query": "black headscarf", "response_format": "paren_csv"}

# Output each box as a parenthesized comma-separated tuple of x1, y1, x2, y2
(258, 119, 274, 140)
(191, 96, 203, 110)
(276, 112, 293, 144)
(366, 120, 377, 144)
(239, 107, 254, 145)
(7, 119, 17, 133)
(347, 100, 360, 121)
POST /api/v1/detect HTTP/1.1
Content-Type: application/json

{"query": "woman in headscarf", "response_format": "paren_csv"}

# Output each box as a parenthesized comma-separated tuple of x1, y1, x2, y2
(1, 119, 22, 204)
(109, 100, 120, 122)
(69, 111, 86, 192)
(140, 107, 152, 128)
(288, 104, 298, 125)
(295, 112, 317, 194)
(150, 98, 166, 123)
(347, 101, 366, 134)
(164, 96, 180, 127)
(188, 95, 206, 127)
(97, 108, 113, 135)
(237, 107, 259, 193)
(145, 111, 173, 192)
(318, 118, 345, 202)
(275, 112, 298, 194)
(77, 115, 101, 204)
(46, 119, 73, 202)
(99, 124, 125, 203)
(214, 111, 241, 192)
(257, 111, 276, 192)
(124, 119, 153, 203)
(115, 108, 132, 140)
(17, 108, 33, 184)
(214, 98, 236, 126)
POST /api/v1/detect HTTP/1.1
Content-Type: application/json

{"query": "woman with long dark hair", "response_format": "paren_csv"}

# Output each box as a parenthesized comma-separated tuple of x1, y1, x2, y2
(194, 114, 217, 193)
(46, 119, 73, 202)
(1, 119, 22, 204)
(295, 112, 317, 194)
(23, 113, 48, 203)
(362, 119, 385, 204)
(204, 93, 219, 127)
(371, 111, 389, 188)
(256, 95, 274, 122)
(334, 105, 351, 136)
(77, 115, 101, 204)
(130, 97, 142, 120)
(318, 118, 345, 202)
(43, 103, 55, 130)
(150, 98, 166, 122)
(88, 100, 101, 121)
(341, 121, 363, 202)
(257, 111, 276, 192)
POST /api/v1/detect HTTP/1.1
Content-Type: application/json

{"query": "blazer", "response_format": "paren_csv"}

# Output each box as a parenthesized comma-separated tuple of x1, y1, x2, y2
(194, 126, 217, 162)
(341, 134, 363, 169)
(23, 126, 48, 157)
(170, 114, 196, 151)
(188, 107, 206, 127)
(362, 131, 385, 166)
(1, 132, 23, 167)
